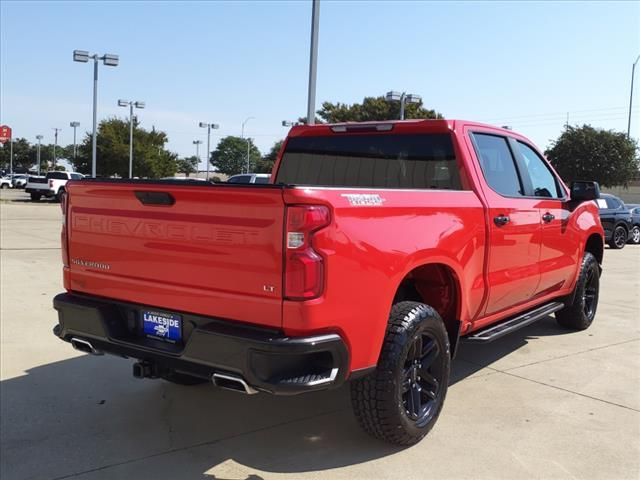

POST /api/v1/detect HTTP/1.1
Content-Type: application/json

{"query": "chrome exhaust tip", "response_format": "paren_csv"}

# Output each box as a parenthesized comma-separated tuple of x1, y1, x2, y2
(212, 373, 258, 395)
(70, 337, 103, 356)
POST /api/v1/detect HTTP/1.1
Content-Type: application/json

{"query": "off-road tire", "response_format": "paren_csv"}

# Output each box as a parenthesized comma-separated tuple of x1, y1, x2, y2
(350, 301, 450, 445)
(56, 188, 66, 203)
(161, 371, 208, 386)
(556, 252, 600, 330)
(608, 225, 627, 249)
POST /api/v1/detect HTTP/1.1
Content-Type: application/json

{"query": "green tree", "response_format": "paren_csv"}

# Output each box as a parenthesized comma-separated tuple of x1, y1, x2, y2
(315, 95, 444, 123)
(176, 155, 199, 176)
(73, 118, 178, 178)
(545, 125, 639, 188)
(211, 136, 261, 175)
(0, 138, 33, 171)
(256, 140, 283, 174)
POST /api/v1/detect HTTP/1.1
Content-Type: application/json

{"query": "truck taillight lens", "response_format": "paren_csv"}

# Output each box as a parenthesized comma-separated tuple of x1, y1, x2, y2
(284, 205, 330, 300)
(60, 192, 69, 267)
(49, 179, 53, 188)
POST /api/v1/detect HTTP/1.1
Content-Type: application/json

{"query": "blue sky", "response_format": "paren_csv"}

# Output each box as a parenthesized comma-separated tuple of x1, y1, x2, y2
(1, 0, 639, 169)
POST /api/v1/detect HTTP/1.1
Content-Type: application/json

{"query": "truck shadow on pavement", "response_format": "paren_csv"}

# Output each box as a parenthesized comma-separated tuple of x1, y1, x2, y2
(1, 316, 572, 480)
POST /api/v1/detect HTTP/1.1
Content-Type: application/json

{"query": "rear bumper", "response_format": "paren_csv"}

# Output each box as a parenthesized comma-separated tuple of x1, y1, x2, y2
(26, 187, 54, 195)
(52, 293, 349, 395)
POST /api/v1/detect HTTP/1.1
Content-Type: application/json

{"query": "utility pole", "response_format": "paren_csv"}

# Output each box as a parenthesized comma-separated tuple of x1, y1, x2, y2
(9, 138, 13, 174)
(306, 0, 320, 124)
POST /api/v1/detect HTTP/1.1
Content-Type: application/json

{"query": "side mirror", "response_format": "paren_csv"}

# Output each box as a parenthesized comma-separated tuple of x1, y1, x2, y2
(570, 181, 600, 202)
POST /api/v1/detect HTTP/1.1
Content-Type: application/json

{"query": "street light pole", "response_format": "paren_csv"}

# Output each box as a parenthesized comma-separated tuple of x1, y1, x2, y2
(70, 122, 80, 160)
(52, 128, 61, 168)
(241, 116, 255, 173)
(118, 100, 145, 178)
(306, 0, 320, 125)
(628, 54, 640, 138)
(36, 135, 43, 175)
(385, 91, 422, 120)
(73, 50, 119, 177)
(193, 139, 202, 171)
(199, 122, 219, 180)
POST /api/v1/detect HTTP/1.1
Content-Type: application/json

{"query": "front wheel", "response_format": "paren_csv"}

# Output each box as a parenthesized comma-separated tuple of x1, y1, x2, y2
(629, 226, 640, 245)
(556, 252, 600, 330)
(1, 183, 8, 189)
(351, 301, 450, 445)
(608, 225, 627, 249)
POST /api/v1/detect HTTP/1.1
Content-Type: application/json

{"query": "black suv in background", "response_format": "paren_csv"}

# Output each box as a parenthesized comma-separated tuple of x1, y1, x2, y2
(597, 194, 633, 249)
(625, 204, 640, 245)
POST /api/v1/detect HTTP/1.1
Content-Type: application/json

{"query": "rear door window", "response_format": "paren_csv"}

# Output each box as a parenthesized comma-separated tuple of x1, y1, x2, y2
(254, 176, 270, 184)
(275, 133, 463, 190)
(471, 133, 523, 197)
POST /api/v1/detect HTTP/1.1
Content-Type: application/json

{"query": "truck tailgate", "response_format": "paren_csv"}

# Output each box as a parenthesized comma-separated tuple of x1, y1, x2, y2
(66, 181, 285, 328)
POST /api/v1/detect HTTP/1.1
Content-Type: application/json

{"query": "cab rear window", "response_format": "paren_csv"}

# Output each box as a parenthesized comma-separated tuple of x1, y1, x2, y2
(275, 133, 463, 190)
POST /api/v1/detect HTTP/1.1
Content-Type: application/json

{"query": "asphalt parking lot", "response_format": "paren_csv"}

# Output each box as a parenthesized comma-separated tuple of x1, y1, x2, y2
(1, 187, 639, 480)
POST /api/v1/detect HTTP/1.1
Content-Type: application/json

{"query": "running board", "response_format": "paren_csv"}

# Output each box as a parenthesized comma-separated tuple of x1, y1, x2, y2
(464, 302, 565, 343)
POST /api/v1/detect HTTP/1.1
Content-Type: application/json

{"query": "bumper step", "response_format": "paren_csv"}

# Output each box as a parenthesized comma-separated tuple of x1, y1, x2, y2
(464, 301, 565, 343)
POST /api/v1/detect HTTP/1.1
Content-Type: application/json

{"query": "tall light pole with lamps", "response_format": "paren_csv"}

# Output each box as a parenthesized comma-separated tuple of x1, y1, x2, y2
(73, 50, 119, 177)
(69, 121, 80, 160)
(198, 122, 219, 180)
(241, 117, 255, 173)
(193, 140, 202, 160)
(35, 135, 43, 175)
(628, 54, 640, 138)
(385, 91, 422, 120)
(118, 100, 145, 178)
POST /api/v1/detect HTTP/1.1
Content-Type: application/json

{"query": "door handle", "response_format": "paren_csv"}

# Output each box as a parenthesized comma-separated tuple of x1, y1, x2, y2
(493, 215, 510, 226)
(542, 212, 555, 223)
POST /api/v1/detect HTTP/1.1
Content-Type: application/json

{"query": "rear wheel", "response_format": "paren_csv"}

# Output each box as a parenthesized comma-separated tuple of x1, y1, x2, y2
(30, 193, 41, 202)
(608, 225, 627, 249)
(556, 252, 599, 330)
(629, 226, 640, 245)
(56, 188, 66, 203)
(1, 183, 8, 189)
(351, 301, 450, 445)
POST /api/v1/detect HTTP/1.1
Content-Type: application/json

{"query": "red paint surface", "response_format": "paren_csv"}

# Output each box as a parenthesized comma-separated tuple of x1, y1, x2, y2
(63, 120, 604, 372)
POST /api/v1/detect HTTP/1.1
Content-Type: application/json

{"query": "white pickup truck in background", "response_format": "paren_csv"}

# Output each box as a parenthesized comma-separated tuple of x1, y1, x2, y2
(25, 171, 84, 201)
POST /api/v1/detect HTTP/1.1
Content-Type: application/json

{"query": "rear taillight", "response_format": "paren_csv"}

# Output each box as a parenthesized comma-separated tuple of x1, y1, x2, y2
(60, 192, 69, 267)
(284, 205, 330, 300)
(49, 179, 54, 188)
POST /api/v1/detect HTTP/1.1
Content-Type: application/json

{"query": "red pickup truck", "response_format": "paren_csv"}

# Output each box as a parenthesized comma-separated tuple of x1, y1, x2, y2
(53, 119, 604, 445)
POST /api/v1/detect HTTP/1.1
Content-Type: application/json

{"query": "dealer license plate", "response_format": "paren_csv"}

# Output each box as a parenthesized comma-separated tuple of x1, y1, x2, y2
(142, 310, 182, 342)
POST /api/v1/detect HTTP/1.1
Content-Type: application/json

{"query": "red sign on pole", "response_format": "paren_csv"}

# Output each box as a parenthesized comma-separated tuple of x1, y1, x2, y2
(0, 125, 11, 144)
